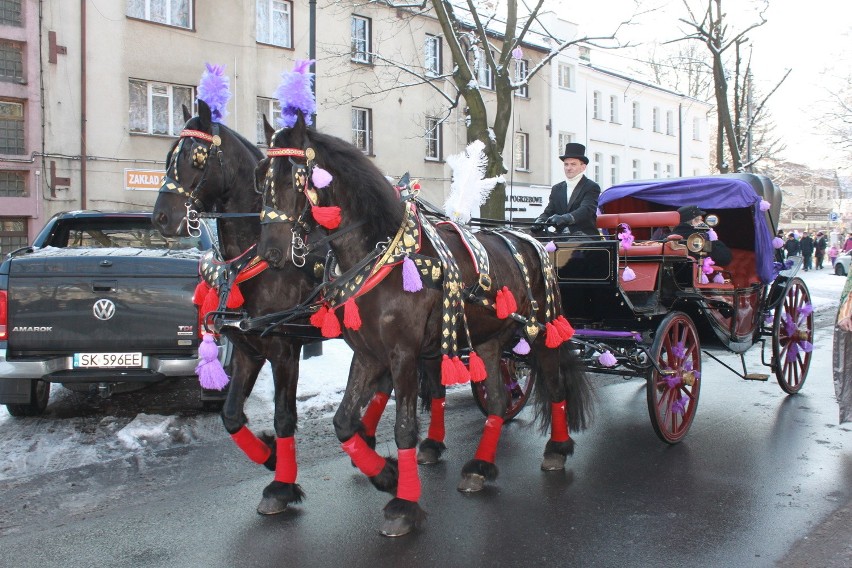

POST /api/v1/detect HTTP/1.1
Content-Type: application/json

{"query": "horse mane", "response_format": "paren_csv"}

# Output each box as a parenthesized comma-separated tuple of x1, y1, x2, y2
(305, 129, 404, 241)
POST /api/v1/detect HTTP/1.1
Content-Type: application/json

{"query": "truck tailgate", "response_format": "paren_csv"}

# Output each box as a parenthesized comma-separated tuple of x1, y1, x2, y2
(7, 248, 200, 355)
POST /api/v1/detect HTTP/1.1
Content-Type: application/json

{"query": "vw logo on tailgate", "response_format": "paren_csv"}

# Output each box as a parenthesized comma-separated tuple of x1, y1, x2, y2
(93, 299, 116, 321)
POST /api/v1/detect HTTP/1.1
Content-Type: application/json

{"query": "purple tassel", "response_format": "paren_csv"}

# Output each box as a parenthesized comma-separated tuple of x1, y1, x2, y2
(772, 236, 784, 249)
(672, 395, 688, 415)
(196, 334, 229, 390)
(707, 228, 718, 241)
(712, 272, 725, 284)
(545, 240, 556, 252)
(512, 338, 531, 355)
(759, 199, 771, 211)
(598, 351, 617, 367)
(621, 266, 636, 282)
(312, 166, 333, 188)
(699, 273, 709, 284)
(511, 46, 523, 60)
(402, 255, 423, 292)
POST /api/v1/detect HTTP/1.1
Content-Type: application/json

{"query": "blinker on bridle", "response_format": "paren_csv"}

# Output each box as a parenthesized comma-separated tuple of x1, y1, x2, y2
(158, 125, 223, 237)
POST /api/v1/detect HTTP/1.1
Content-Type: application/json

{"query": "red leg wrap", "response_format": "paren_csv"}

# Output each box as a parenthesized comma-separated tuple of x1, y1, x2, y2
(273, 436, 298, 483)
(396, 448, 421, 502)
(550, 400, 570, 442)
(427, 397, 446, 442)
(341, 434, 386, 477)
(230, 426, 272, 464)
(474, 415, 504, 463)
(361, 391, 390, 437)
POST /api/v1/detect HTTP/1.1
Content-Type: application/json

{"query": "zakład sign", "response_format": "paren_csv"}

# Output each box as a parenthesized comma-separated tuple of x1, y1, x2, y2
(125, 169, 164, 191)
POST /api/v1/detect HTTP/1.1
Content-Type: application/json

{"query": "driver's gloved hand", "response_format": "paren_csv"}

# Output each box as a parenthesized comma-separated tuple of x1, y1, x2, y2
(547, 213, 574, 230)
(530, 215, 548, 232)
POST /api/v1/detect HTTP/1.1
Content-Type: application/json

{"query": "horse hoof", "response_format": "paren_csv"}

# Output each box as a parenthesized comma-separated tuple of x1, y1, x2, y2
(257, 496, 289, 515)
(380, 516, 415, 537)
(417, 446, 441, 465)
(541, 452, 567, 471)
(457, 473, 486, 493)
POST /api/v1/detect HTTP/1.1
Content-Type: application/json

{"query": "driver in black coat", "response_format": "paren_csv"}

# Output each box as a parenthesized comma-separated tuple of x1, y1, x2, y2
(531, 143, 601, 236)
(673, 205, 732, 266)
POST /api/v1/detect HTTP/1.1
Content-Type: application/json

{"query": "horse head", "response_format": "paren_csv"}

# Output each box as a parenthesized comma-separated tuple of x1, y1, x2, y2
(153, 99, 263, 237)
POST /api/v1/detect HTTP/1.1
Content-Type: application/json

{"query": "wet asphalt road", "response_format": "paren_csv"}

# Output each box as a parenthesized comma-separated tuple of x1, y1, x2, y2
(0, 321, 849, 567)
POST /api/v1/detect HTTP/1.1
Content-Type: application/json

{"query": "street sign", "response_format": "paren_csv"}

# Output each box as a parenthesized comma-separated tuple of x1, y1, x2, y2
(830, 212, 840, 222)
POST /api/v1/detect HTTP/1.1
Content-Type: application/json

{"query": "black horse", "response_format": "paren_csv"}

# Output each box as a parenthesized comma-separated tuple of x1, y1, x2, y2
(255, 112, 593, 537)
(151, 100, 396, 515)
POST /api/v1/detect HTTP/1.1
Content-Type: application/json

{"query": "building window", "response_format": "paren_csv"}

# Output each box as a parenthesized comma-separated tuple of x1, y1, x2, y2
(424, 35, 441, 77)
(474, 47, 494, 89)
(514, 59, 528, 98)
(256, 0, 292, 48)
(425, 116, 441, 160)
(593, 153, 602, 184)
(514, 132, 529, 170)
(610, 155, 619, 185)
(557, 63, 574, 90)
(0, 100, 24, 154)
(666, 164, 674, 177)
(129, 80, 194, 136)
(352, 107, 372, 154)
(351, 15, 371, 64)
(558, 132, 574, 153)
(0, 41, 23, 83)
(632, 101, 641, 128)
(653, 107, 661, 133)
(0, 170, 25, 196)
(666, 110, 674, 135)
(632, 159, 641, 180)
(653, 162, 661, 178)
(0, 217, 27, 256)
(127, 0, 192, 29)
(593, 91, 602, 120)
(0, 0, 21, 26)
(610, 95, 619, 123)
(693, 117, 701, 141)
(256, 97, 281, 145)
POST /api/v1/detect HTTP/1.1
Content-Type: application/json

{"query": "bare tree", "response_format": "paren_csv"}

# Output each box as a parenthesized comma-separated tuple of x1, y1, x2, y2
(674, 0, 788, 173)
(320, 1, 628, 219)
(817, 71, 852, 166)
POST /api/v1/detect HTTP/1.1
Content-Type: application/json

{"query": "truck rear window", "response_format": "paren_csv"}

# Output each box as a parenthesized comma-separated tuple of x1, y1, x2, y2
(61, 223, 202, 250)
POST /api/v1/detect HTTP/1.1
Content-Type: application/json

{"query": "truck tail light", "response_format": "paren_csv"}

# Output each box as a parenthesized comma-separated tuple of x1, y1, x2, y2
(0, 290, 7, 340)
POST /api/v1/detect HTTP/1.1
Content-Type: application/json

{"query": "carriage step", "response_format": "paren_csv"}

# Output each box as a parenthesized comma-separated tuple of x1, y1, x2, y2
(744, 373, 769, 381)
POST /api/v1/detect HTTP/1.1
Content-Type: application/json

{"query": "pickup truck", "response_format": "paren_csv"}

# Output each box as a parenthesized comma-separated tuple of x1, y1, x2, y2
(0, 211, 227, 417)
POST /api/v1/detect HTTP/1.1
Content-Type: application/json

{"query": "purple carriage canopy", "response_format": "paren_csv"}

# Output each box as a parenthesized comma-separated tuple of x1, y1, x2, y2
(599, 174, 778, 284)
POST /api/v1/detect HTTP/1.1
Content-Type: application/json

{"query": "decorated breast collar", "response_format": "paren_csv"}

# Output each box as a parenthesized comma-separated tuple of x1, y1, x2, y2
(199, 245, 268, 290)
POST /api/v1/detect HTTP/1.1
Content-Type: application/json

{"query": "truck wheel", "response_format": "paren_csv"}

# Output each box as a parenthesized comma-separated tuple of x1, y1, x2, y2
(5, 379, 51, 417)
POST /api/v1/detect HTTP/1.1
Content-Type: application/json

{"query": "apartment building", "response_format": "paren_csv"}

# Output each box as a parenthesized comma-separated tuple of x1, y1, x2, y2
(0, 2, 710, 252)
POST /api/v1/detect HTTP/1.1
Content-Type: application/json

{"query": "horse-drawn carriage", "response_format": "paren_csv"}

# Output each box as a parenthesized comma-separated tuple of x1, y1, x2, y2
(542, 173, 813, 443)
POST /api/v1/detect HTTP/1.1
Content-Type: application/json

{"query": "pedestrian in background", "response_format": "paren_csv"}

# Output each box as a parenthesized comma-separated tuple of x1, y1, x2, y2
(832, 268, 852, 423)
(844, 233, 852, 252)
(829, 244, 839, 268)
(775, 229, 786, 263)
(799, 231, 814, 271)
(814, 231, 827, 269)
(784, 232, 801, 259)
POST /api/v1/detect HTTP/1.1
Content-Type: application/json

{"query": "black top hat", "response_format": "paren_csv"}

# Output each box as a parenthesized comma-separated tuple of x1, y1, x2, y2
(559, 142, 589, 164)
(677, 205, 706, 223)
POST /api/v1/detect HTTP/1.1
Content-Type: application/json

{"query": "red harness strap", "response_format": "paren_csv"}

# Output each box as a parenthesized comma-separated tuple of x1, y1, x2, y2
(180, 129, 215, 143)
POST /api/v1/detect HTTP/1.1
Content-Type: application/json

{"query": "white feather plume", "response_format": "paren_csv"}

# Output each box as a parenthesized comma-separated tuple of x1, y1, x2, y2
(443, 139, 503, 223)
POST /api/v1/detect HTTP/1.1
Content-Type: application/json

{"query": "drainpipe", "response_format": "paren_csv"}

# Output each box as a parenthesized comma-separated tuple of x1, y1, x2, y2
(80, 0, 87, 208)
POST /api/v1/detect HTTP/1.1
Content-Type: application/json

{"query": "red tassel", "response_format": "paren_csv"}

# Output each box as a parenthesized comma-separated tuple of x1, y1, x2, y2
(453, 356, 471, 384)
(226, 283, 244, 308)
(311, 205, 342, 229)
(193, 280, 211, 306)
(501, 286, 518, 314)
(545, 322, 563, 348)
(555, 315, 575, 341)
(343, 299, 362, 330)
(495, 289, 509, 319)
(201, 286, 220, 317)
(468, 351, 487, 382)
(321, 307, 341, 338)
(310, 304, 328, 328)
(441, 354, 457, 386)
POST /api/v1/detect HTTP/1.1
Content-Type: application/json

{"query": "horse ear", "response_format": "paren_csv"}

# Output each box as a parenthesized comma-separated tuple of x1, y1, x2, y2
(262, 114, 275, 146)
(197, 99, 212, 129)
(182, 104, 192, 124)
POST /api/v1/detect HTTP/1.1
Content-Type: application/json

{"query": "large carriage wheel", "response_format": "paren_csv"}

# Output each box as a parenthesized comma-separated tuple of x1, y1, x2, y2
(646, 312, 701, 444)
(771, 277, 813, 394)
(471, 357, 536, 422)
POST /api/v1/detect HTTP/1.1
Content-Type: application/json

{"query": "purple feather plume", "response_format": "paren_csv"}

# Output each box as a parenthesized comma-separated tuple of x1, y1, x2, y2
(275, 59, 316, 128)
(197, 63, 231, 123)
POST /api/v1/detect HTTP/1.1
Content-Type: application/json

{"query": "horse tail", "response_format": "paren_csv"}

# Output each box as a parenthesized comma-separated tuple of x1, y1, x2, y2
(533, 343, 595, 435)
